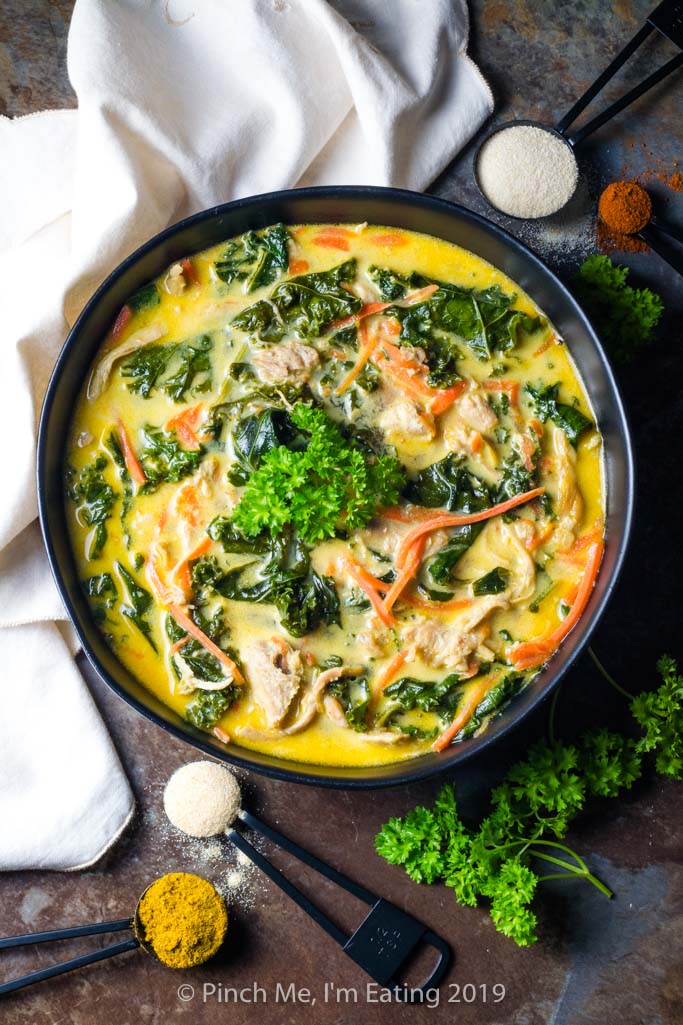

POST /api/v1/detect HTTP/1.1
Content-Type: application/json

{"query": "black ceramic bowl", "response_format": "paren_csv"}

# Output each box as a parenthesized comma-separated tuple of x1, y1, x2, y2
(37, 187, 634, 789)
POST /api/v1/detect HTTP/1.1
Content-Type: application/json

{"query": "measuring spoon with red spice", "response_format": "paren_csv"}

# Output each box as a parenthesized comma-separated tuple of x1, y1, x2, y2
(599, 181, 683, 275)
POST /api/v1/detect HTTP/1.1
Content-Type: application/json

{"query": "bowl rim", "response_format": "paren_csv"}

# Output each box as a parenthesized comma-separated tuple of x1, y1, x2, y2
(37, 185, 635, 789)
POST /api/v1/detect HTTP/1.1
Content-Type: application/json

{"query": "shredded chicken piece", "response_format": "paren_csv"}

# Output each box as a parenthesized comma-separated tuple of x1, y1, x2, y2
(164, 262, 187, 296)
(173, 652, 232, 695)
(402, 595, 506, 672)
(322, 694, 348, 727)
(358, 521, 403, 561)
(551, 426, 583, 549)
(243, 639, 304, 728)
(237, 664, 363, 738)
(483, 519, 537, 604)
(87, 323, 166, 399)
(378, 397, 435, 442)
(252, 341, 319, 385)
(356, 620, 391, 658)
(457, 388, 498, 434)
(321, 695, 408, 743)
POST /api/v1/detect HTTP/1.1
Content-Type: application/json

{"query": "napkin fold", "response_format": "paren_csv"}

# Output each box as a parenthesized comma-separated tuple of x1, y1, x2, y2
(0, 0, 492, 870)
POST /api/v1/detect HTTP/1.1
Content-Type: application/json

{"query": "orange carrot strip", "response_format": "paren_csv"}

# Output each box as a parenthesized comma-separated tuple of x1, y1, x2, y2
(372, 651, 408, 696)
(371, 343, 466, 413)
(381, 504, 442, 524)
(533, 336, 554, 357)
(511, 541, 603, 670)
(334, 320, 383, 393)
(395, 488, 546, 568)
(288, 258, 309, 274)
(168, 603, 244, 683)
(382, 537, 426, 613)
(330, 301, 392, 332)
(471, 431, 484, 454)
(170, 636, 190, 654)
(530, 418, 544, 438)
(432, 674, 496, 752)
(526, 523, 555, 552)
(369, 232, 408, 248)
(313, 235, 350, 251)
(171, 535, 212, 591)
(483, 378, 520, 406)
(166, 403, 204, 450)
(112, 304, 133, 341)
(115, 419, 146, 486)
(180, 258, 200, 285)
(337, 555, 396, 627)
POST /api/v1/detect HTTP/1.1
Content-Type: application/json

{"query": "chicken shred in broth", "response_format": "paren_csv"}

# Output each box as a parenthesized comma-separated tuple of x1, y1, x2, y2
(65, 223, 604, 766)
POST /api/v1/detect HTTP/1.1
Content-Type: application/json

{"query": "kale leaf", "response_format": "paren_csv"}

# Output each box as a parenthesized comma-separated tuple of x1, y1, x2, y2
(139, 428, 202, 485)
(128, 282, 160, 314)
(228, 407, 306, 486)
(473, 567, 510, 596)
(232, 259, 361, 342)
(185, 689, 233, 729)
(426, 524, 484, 585)
(121, 335, 213, 402)
(162, 335, 212, 401)
(120, 344, 176, 398)
(383, 674, 462, 721)
(116, 562, 157, 651)
(327, 674, 371, 731)
(213, 224, 290, 292)
(368, 265, 411, 300)
(526, 383, 592, 446)
(405, 453, 490, 512)
(67, 455, 117, 560)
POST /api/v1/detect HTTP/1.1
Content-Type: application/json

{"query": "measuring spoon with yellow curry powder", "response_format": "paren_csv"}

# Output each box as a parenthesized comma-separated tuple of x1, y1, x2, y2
(163, 760, 451, 1003)
(0, 871, 227, 996)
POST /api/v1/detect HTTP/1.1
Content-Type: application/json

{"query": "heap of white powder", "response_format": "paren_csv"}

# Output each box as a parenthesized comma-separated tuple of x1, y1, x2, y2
(164, 760, 241, 837)
(477, 125, 578, 219)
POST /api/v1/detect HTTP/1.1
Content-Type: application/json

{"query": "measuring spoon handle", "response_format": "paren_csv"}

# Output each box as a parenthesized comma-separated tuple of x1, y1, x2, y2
(639, 225, 683, 276)
(0, 919, 132, 951)
(0, 937, 140, 997)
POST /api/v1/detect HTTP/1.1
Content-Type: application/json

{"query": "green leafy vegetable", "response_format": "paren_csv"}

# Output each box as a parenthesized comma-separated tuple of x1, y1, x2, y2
(162, 335, 212, 401)
(376, 656, 683, 947)
(116, 562, 157, 651)
(216, 530, 340, 637)
(139, 428, 202, 485)
(228, 407, 306, 486)
(232, 259, 361, 342)
(185, 689, 233, 729)
(120, 344, 174, 398)
(213, 224, 290, 292)
(231, 403, 404, 543)
(526, 382, 592, 446)
(405, 453, 489, 512)
(383, 674, 462, 721)
(84, 573, 117, 624)
(368, 265, 410, 300)
(473, 567, 509, 596)
(66, 455, 117, 560)
(207, 516, 271, 554)
(426, 524, 484, 585)
(327, 674, 371, 731)
(128, 282, 160, 314)
(572, 255, 663, 364)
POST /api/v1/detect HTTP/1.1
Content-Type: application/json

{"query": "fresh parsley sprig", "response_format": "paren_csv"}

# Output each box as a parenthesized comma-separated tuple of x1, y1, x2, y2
(375, 655, 682, 946)
(231, 403, 405, 543)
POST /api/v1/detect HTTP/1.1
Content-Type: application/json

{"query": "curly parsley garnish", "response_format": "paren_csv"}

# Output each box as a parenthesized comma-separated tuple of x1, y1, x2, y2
(376, 655, 682, 947)
(231, 403, 405, 543)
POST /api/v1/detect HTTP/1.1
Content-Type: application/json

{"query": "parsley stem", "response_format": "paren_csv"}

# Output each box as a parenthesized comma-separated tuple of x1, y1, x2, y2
(588, 646, 632, 700)
(529, 849, 613, 899)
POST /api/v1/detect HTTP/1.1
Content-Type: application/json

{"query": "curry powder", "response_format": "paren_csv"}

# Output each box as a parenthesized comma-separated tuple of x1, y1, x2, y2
(136, 872, 228, 968)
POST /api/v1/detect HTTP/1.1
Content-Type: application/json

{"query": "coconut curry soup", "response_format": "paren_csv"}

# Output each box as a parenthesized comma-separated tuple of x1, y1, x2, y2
(65, 223, 604, 767)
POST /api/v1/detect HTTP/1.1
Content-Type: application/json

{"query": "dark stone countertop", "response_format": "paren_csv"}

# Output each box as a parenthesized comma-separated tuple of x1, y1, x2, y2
(1, 2, 681, 1023)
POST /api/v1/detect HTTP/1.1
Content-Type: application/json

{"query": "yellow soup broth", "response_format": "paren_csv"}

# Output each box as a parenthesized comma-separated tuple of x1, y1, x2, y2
(65, 223, 604, 766)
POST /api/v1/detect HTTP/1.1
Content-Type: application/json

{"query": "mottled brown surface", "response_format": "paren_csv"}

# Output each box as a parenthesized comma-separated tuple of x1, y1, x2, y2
(1, 1, 682, 1023)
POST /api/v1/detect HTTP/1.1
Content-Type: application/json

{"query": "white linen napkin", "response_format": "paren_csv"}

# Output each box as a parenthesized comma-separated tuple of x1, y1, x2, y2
(0, 0, 492, 870)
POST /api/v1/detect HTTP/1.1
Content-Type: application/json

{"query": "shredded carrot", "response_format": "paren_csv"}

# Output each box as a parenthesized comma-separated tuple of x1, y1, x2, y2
(170, 636, 190, 654)
(382, 537, 426, 613)
(168, 603, 244, 683)
(381, 504, 441, 524)
(372, 651, 408, 696)
(115, 418, 146, 486)
(171, 535, 212, 589)
(534, 336, 554, 357)
(288, 258, 309, 274)
(571, 527, 604, 552)
(519, 433, 537, 472)
(335, 319, 382, 393)
(471, 431, 484, 454)
(432, 674, 496, 752)
(483, 378, 520, 407)
(511, 541, 603, 670)
(313, 234, 350, 251)
(526, 523, 555, 552)
(337, 555, 395, 627)
(369, 232, 407, 248)
(166, 403, 203, 450)
(395, 487, 546, 568)
(371, 340, 466, 413)
(180, 258, 200, 285)
(530, 418, 544, 438)
(174, 483, 201, 529)
(147, 547, 171, 605)
(330, 301, 392, 332)
(317, 226, 353, 238)
(112, 304, 132, 342)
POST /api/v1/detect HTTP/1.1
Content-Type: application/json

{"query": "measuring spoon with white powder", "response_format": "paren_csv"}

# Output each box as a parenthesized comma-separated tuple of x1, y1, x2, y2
(475, 3, 683, 219)
(164, 760, 451, 1001)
